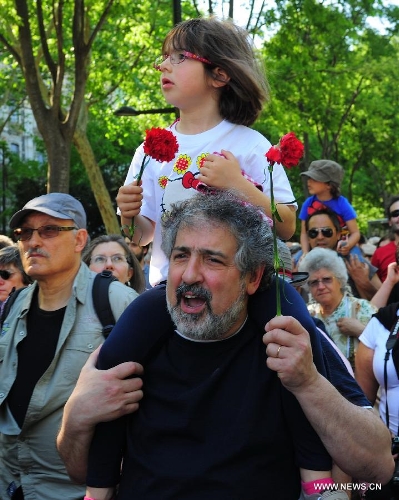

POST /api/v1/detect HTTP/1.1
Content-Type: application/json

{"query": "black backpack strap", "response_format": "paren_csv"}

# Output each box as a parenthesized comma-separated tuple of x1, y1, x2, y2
(0, 286, 27, 330)
(92, 270, 118, 338)
(384, 313, 399, 432)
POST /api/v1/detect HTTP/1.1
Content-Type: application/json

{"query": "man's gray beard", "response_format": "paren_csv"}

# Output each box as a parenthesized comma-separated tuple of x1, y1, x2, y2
(167, 283, 247, 341)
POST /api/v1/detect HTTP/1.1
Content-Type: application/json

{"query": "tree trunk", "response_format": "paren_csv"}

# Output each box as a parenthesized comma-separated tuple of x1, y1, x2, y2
(41, 124, 72, 193)
(73, 128, 120, 234)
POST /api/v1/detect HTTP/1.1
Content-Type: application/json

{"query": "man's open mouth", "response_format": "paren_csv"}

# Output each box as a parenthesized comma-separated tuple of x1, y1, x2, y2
(182, 292, 207, 309)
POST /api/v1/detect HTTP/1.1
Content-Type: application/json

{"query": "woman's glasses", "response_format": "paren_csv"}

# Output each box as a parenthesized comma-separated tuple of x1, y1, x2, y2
(154, 51, 212, 70)
(13, 225, 77, 241)
(307, 227, 334, 239)
(0, 270, 16, 280)
(308, 276, 334, 289)
(91, 254, 127, 265)
(389, 209, 399, 218)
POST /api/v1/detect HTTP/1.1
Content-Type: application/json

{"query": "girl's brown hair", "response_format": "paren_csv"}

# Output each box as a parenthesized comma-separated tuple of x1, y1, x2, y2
(163, 17, 269, 126)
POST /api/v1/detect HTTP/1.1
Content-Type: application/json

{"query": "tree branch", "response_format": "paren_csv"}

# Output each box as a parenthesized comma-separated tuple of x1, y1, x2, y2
(36, 0, 57, 82)
(14, 0, 48, 121)
(87, 0, 115, 51)
(0, 34, 21, 64)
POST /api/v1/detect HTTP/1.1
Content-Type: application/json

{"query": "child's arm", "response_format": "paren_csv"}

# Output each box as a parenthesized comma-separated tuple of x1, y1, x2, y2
(117, 181, 155, 245)
(199, 150, 296, 240)
(85, 487, 115, 500)
(299, 220, 310, 254)
(247, 184, 296, 241)
(300, 469, 334, 498)
(336, 218, 360, 256)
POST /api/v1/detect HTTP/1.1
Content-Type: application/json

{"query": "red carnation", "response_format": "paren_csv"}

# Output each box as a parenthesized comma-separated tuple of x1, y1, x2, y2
(265, 132, 303, 169)
(143, 127, 179, 163)
(137, 127, 179, 184)
(278, 132, 304, 169)
(265, 146, 281, 165)
(264, 131, 304, 316)
(123, 127, 179, 241)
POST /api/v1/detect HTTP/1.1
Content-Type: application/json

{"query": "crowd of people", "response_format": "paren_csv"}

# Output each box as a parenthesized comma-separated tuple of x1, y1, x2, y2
(0, 15, 398, 500)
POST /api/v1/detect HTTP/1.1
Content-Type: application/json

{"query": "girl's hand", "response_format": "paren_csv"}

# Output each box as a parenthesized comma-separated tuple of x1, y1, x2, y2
(116, 181, 143, 219)
(198, 150, 243, 189)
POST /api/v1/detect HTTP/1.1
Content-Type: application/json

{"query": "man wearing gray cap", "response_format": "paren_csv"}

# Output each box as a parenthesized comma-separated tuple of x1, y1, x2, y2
(0, 193, 138, 500)
(298, 159, 362, 262)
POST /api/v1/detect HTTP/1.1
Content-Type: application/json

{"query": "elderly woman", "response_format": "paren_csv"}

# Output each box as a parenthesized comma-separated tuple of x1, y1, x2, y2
(0, 245, 32, 305)
(82, 234, 145, 294)
(299, 247, 377, 368)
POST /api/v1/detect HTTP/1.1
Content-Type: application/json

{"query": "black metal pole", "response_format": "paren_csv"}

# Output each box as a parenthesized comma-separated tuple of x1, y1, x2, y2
(113, 106, 176, 117)
(2, 147, 6, 234)
(173, 0, 181, 25)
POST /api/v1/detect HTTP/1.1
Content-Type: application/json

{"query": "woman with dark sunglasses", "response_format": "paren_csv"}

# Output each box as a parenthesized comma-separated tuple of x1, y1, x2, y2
(0, 245, 32, 310)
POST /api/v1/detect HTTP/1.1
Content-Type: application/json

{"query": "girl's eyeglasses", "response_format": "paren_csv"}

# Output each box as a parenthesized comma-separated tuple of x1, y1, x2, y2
(154, 51, 212, 70)
(307, 227, 334, 239)
(0, 270, 16, 280)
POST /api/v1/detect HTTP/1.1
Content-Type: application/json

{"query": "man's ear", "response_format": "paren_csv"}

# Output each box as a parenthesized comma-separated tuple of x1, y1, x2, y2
(210, 67, 230, 88)
(246, 266, 265, 296)
(75, 229, 88, 253)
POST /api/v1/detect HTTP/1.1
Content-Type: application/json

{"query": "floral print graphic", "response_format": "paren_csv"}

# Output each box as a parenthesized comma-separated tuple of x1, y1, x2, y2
(174, 154, 191, 174)
(197, 152, 209, 169)
(158, 176, 168, 189)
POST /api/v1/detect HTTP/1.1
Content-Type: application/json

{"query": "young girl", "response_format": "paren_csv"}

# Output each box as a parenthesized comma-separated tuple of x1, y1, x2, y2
(86, 18, 345, 500)
(299, 159, 361, 259)
(117, 16, 297, 287)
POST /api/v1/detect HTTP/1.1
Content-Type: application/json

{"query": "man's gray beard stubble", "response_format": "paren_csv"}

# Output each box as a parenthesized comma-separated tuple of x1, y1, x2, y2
(166, 283, 247, 341)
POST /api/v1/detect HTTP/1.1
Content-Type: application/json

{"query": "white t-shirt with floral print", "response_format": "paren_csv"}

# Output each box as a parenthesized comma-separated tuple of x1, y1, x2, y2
(122, 120, 296, 286)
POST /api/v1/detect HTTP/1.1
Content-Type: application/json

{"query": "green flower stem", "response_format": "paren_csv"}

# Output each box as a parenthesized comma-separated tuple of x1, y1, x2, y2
(123, 156, 150, 242)
(269, 165, 281, 316)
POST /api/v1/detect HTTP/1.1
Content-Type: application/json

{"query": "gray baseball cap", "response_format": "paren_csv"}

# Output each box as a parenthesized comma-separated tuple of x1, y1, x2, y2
(300, 160, 344, 184)
(9, 193, 87, 230)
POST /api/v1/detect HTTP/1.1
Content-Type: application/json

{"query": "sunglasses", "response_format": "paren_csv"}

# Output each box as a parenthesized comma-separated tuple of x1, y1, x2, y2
(13, 225, 77, 241)
(390, 209, 399, 218)
(307, 227, 334, 239)
(0, 270, 16, 280)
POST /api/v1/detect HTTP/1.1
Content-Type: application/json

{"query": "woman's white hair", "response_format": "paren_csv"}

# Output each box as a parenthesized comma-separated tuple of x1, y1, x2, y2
(298, 247, 349, 292)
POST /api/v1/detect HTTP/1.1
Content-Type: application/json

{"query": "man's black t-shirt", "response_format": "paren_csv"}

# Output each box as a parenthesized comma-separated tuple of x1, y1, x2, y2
(7, 291, 65, 427)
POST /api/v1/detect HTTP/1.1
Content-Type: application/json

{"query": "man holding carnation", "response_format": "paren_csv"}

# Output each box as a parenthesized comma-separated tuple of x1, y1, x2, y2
(58, 191, 393, 500)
